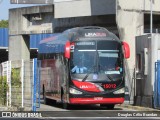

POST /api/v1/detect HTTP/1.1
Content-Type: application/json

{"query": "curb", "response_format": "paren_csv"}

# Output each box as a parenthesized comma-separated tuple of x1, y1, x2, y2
(0, 107, 8, 111)
(118, 104, 160, 111)
(0, 107, 31, 111)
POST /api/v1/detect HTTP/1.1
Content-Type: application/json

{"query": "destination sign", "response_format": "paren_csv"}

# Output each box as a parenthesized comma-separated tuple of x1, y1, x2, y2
(76, 42, 95, 46)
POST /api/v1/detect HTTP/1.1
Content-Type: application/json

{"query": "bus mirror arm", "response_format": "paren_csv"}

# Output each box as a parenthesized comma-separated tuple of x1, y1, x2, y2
(65, 41, 71, 59)
(122, 42, 130, 59)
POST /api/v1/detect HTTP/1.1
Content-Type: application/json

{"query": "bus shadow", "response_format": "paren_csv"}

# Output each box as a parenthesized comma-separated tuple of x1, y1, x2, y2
(68, 104, 122, 110)
(41, 99, 122, 111)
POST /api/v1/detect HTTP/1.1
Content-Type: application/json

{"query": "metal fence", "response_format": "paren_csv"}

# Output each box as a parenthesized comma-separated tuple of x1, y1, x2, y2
(1, 61, 11, 107)
(0, 75, 7, 106)
(32, 59, 40, 111)
(154, 61, 160, 109)
(0, 59, 40, 111)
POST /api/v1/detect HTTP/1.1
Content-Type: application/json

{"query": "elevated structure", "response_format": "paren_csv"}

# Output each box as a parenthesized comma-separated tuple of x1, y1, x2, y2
(0, 28, 56, 62)
(9, 0, 118, 61)
(9, 5, 54, 60)
(54, 0, 115, 18)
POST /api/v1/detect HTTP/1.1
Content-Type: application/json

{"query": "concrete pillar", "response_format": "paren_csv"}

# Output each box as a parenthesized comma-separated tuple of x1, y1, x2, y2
(116, 2, 144, 103)
(9, 35, 30, 61)
(116, 10, 144, 70)
(9, 35, 31, 110)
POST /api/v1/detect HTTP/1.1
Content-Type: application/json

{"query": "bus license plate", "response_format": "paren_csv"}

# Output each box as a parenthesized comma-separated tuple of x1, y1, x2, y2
(94, 97, 103, 100)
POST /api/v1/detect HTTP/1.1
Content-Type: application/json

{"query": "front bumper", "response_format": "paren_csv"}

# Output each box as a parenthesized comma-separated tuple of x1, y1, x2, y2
(69, 97, 124, 104)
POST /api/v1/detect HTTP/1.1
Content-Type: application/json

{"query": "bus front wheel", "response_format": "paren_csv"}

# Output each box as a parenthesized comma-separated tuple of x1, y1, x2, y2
(62, 94, 69, 109)
(43, 85, 48, 105)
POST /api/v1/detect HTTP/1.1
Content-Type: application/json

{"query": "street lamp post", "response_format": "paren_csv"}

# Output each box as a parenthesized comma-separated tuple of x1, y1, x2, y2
(150, 0, 153, 35)
(10, 0, 54, 4)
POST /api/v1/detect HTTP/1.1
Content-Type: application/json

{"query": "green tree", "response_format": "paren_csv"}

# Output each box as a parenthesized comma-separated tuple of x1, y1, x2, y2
(0, 76, 8, 105)
(0, 20, 8, 28)
(11, 68, 21, 86)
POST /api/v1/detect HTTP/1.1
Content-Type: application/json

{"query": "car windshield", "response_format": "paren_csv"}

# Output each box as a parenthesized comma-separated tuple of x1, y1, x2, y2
(70, 40, 123, 81)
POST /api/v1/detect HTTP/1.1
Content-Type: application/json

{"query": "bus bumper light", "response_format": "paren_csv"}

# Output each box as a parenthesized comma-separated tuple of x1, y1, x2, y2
(113, 87, 125, 94)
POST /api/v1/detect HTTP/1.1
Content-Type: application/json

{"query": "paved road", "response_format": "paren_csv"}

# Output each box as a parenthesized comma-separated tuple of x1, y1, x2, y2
(35, 100, 160, 119)
(38, 99, 136, 111)
(0, 100, 159, 120)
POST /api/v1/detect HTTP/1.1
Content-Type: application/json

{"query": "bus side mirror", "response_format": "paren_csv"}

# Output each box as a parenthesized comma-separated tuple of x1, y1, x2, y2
(65, 41, 71, 59)
(122, 42, 130, 59)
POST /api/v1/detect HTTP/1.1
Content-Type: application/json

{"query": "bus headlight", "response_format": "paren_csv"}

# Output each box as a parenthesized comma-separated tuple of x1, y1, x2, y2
(113, 88, 125, 94)
(69, 88, 82, 94)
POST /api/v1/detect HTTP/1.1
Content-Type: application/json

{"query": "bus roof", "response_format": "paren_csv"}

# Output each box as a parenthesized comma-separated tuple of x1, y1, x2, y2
(38, 26, 120, 54)
(38, 33, 68, 53)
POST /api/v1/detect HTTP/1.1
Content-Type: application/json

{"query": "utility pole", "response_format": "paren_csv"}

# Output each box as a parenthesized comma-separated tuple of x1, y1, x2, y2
(150, 0, 153, 35)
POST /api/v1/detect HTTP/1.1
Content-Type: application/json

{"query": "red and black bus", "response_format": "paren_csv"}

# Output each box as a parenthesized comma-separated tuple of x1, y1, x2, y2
(38, 26, 130, 109)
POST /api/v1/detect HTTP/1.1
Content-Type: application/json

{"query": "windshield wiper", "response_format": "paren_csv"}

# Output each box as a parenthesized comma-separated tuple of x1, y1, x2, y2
(82, 65, 96, 82)
(98, 65, 114, 81)
(106, 74, 114, 81)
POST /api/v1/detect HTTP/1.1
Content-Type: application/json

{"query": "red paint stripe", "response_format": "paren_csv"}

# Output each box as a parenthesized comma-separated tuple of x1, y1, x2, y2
(69, 98, 124, 104)
(40, 36, 57, 44)
(72, 80, 101, 92)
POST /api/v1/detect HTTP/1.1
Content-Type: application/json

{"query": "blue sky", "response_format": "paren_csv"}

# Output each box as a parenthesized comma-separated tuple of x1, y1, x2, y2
(0, 0, 39, 20)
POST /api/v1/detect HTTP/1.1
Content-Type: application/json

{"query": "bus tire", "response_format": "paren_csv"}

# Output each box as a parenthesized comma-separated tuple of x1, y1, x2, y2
(44, 96, 48, 105)
(43, 85, 48, 105)
(100, 104, 115, 109)
(63, 102, 69, 109)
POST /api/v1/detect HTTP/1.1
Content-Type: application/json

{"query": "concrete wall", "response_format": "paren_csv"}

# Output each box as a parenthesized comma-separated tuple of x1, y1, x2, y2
(54, 0, 116, 18)
(116, 8, 144, 70)
(54, 0, 91, 18)
(116, 0, 160, 71)
(9, 35, 30, 61)
(9, 5, 54, 35)
(135, 34, 160, 107)
(116, 0, 160, 105)
(117, 0, 160, 13)
(9, 5, 54, 61)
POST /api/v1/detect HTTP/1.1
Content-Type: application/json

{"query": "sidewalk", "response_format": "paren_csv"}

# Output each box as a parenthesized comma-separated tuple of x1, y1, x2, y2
(0, 106, 17, 111)
(0, 107, 7, 111)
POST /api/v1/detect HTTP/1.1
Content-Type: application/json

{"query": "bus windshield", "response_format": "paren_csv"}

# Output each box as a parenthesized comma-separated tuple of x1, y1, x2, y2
(70, 40, 123, 81)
